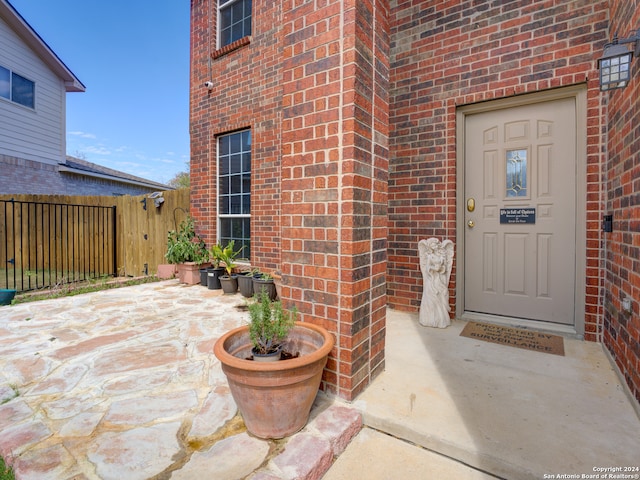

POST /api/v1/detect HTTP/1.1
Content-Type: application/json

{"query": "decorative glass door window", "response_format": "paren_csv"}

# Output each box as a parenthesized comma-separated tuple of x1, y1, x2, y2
(506, 149, 527, 197)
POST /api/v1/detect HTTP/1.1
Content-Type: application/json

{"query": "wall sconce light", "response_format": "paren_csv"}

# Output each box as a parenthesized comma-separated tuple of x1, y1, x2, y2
(598, 29, 640, 91)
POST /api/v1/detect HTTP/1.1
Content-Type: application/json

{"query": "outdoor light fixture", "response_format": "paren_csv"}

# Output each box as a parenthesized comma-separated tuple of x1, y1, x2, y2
(598, 29, 640, 91)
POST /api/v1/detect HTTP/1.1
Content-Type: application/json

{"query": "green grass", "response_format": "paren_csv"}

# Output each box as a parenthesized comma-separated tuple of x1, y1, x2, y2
(11, 276, 160, 305)
(0, 267, 106, 291)
(0, 456, 14, 480)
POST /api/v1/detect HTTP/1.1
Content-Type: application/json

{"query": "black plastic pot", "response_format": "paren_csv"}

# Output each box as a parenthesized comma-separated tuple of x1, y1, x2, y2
(237, 273, 254, 298)
(207, 267, 225, 290)
(199, 268, 209, 286)
(220, 274, 238, 294)
(253, 277, 277, 300)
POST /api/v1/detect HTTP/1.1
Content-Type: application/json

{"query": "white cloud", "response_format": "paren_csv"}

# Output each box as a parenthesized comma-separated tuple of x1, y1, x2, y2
(68, 131, 97, 139)
(84, 145, 111, 155)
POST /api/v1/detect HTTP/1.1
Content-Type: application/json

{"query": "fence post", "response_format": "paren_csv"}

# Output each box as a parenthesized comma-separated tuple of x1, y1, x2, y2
(112, 205, 117, 277)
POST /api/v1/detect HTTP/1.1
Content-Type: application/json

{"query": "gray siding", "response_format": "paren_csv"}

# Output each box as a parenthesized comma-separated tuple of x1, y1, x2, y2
(0, 15, 65, 165)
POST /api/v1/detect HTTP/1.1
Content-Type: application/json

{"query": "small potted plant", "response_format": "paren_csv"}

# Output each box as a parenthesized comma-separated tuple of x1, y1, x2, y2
(218, 240, 243, 294)
(214, 292, 334, 439)
(253, 271, 277, 300)
(248, 290, 296, 361)
(165, 217, 210, 285)
(237, 268, 258, 298)
(207, 243, 227, 290)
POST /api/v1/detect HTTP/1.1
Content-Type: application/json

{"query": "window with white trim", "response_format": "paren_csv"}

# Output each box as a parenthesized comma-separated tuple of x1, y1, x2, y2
(0, 65, 35, 109)
(218, 0, 252, 48)
(218, 130, 251, 258)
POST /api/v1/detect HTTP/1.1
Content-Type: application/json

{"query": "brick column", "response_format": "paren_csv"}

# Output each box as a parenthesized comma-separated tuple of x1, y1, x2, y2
(280, 0, 389, 400)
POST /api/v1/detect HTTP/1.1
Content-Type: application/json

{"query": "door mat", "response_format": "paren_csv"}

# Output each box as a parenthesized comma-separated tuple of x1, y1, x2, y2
(460, 321, 564, 356)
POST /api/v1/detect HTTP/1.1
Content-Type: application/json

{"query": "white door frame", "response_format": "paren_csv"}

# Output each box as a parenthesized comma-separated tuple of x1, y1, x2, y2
(455, 85, 588, 338)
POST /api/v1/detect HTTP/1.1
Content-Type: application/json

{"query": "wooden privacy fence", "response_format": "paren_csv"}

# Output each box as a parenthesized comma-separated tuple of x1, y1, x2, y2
(0, 189, 190, 292)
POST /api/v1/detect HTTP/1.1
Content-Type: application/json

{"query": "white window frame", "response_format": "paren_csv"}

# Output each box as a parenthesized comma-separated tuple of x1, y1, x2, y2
(217, 0, 252, 49)
(0, 65, 35, 109)
(217, 129, 251, 259)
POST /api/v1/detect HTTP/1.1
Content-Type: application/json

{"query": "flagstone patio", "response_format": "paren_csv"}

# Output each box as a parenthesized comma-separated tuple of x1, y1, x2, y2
(0, 281, 361, 480)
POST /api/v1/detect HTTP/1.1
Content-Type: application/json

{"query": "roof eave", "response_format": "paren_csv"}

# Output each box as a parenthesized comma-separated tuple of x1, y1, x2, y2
(58, 165, 174, 191)
(1, 0, 86, 92)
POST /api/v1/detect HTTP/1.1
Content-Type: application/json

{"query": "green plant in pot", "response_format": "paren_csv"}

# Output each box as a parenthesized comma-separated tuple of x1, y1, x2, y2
(237, 268, 258, 298)
(165, 217, 210, 284)
(207, 243, 227, 290)
(248, 290, 296, 361)
(218, 240, 243, 294)
(214, 293, 334, 439)
(253, 271, 277, 300)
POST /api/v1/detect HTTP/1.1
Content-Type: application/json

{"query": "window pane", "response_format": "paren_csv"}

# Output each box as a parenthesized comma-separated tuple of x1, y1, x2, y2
(219, 218, 251, 259)
(219, 134, 229, 156)
(221, 5, 232, 25)
(219, 156, 229, 176)
(231, 1, 243, 22)
(230, 195, 242, 214)
(220, 218, 231, 238)
(506, 149, 527, 197)
(230, 154, 242, 174)
(219, 176, 229, 195)
(230, 174, 241, 194)
(232, 218, 244, 237)
(220, 196, 230, 214)
(12, 73, 34, 108)
(0, 67, 9, 99)
(242, 194, 250, 214)
(218, 129, 251, 257)
(221, 28, 231, 47)
(242, 152, 251, 171)
(219, 0, 251, 47)
(230, 132, 241, 152)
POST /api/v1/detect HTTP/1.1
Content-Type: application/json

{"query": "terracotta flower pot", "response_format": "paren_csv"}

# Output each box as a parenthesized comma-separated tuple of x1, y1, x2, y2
(177, 262, 202, 285)
(214, 322, 334, 439)
(157, 264, 177, 280)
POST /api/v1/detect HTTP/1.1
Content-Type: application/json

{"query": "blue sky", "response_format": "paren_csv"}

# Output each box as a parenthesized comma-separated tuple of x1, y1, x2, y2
(9, 0, 190, 185)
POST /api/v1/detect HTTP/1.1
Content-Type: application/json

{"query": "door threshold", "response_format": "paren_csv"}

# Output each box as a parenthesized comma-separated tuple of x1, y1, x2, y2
(460, 311, 583, 340)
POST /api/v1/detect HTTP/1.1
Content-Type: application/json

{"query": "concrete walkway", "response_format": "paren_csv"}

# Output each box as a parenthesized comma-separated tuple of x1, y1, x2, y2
(1, 281, 639, 479)
(327, 310, 640, 480)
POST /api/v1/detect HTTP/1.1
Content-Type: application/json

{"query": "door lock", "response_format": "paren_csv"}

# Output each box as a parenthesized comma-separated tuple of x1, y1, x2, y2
(466, 198, 475, 212)
(467, 220, 475, 228)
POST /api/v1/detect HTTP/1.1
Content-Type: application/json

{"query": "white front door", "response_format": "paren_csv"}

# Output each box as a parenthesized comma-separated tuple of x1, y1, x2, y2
(464, 97, 576, 326)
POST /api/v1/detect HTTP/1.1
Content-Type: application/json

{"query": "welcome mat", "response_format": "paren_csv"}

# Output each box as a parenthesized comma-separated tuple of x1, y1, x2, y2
(460, 321, 565, 356)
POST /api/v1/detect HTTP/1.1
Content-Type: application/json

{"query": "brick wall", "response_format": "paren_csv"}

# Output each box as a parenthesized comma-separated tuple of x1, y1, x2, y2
(603, 0, 640, 403)
(387, 0, 608, 341)
(190, 0, 389, 400)
(280, 0, 389, 400)
(189, 0, 284, 270)
(191, 0, 639, 404)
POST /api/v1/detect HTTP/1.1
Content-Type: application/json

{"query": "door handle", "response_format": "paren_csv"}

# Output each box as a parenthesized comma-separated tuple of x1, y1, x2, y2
(467, 220, 475, 228)
(466, 198, 475, 212)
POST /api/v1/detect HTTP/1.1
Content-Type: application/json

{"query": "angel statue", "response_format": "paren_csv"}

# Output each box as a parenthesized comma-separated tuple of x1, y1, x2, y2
(418, 238, 454, 328)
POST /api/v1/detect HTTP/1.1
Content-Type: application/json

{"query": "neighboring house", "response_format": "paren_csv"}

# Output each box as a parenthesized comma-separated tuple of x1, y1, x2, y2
(207, 1, 635, 404)
(0, 1, 169, 196)
(57, 155, 172, 196)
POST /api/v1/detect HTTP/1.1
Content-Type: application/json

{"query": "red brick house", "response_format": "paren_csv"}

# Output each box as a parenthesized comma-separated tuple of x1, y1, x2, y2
(190, 0, 639, 404)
